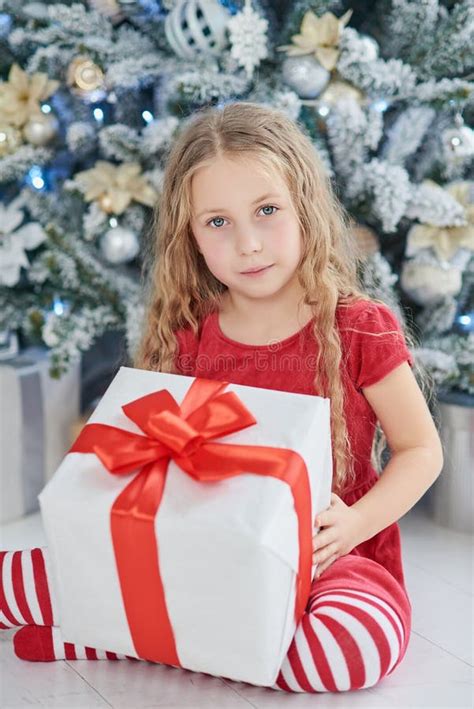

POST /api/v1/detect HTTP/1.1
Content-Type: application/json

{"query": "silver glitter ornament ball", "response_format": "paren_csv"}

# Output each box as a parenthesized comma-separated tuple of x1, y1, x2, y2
(100, 226, 140, 264)
(281, 55, 330, 99)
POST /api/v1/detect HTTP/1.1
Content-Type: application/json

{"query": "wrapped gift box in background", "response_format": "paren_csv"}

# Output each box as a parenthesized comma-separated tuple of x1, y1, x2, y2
(0, 346, 80, 524)
(39, 366, 332, 687)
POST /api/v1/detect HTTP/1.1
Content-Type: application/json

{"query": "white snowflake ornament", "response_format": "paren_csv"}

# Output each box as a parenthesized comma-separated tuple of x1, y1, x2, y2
(227, 0, 269, 79)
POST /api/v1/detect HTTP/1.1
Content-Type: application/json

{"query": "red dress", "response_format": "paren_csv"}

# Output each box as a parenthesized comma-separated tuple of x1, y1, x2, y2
(174, 298, 414, 592)
(174, 299, 414, 687)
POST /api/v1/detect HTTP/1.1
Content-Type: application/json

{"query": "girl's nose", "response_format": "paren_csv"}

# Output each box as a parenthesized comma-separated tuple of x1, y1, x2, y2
(235, 228, 263, 255)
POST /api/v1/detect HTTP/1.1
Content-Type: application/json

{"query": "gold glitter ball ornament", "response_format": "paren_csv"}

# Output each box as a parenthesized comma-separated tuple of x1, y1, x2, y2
(0, 123, 22, 156)
(23, 113, 59, 146)
(319, 80, 364, 107)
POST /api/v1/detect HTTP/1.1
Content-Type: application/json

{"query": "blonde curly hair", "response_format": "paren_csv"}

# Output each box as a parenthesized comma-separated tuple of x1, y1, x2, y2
(134, 101, 434, 496)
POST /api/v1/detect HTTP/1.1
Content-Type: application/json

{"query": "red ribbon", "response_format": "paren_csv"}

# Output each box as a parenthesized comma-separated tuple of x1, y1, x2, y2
(70, 377, 313, 666)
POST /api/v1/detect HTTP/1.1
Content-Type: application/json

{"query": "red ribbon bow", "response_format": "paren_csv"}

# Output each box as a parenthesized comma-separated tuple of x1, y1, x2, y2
(70, 377, 313, 665)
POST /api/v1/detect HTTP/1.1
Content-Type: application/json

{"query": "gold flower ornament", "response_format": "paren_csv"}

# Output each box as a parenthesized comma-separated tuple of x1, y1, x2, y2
(0, 64, 59, 128)
(74, 161, 158, 215)
(406, 181, 474, 262)
(277, 9, 353, 71)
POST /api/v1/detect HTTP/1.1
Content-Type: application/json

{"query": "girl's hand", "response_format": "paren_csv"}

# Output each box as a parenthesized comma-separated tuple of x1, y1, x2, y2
(312, 493, 365, 578)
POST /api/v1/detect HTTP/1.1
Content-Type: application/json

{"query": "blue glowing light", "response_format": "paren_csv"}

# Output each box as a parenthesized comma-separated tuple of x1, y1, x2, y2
(26, 166, 46, 191)
(142, 110, 154, 124)
(41, 103, 52, 114)
(455, 311, 473, 334)
(371, 98, 389, 112)
(53, 296, 65, 316)
(93, 107, 104, 122)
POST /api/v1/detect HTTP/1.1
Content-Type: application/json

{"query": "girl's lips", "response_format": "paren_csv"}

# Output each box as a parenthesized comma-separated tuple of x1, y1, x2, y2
(240, 265, 274, 276)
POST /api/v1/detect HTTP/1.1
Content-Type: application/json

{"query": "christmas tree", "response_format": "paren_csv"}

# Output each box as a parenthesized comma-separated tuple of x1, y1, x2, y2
(0, 0, 472, 395)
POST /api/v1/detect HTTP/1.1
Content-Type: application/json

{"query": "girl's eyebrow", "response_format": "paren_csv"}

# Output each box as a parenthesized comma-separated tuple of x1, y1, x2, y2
(196, 193, 284, 218)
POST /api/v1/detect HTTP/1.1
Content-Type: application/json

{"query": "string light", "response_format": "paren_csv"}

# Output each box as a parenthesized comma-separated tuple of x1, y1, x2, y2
(26, 166, 46, 191)
(371, 98, 389, 112)
(456, 312, 473, 333)
(93, 107, 104, 123)
(53, 295, 65, 316)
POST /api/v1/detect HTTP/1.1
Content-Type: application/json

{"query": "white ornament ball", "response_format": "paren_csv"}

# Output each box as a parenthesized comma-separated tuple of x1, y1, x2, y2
(23, 113, 59, 146)
(442, 125, 474, 159)
(101, 226, 140, 264)
(400, 259, 463, 305)
(357, 34, 379, 62)
(165, 0, 230, 59)
(281, 55, 330, 99)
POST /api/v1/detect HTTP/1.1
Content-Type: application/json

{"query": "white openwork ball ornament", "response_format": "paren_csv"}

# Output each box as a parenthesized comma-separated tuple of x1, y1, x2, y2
(100, 226, 140, 264)
(281, 55, 330, 99)
(165, 0, 231, 59)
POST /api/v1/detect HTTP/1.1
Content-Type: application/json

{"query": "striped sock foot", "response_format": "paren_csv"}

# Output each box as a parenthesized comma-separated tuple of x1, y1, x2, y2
(1, 548, 56, 629)
(13, 625, 140, 662)
(272, 587, 406, 693)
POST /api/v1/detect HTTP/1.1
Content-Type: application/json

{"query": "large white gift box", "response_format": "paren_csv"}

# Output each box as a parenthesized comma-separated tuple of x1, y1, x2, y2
(39, 366, 332, 687)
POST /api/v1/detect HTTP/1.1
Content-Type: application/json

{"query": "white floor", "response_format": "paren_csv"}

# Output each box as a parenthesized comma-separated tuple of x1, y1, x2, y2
(1, 498, 473, 709)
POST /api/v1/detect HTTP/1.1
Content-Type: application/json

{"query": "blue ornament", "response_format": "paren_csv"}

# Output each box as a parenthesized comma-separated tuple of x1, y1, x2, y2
(218, 0, 240, 14)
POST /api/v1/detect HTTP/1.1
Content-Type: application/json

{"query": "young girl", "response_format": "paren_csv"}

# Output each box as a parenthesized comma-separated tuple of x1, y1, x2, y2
(1, 102, 444, 694)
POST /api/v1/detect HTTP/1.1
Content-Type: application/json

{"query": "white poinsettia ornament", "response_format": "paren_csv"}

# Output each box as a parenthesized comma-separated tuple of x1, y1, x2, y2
(0, 195, 46, 286)
(227, 0, 269, 79)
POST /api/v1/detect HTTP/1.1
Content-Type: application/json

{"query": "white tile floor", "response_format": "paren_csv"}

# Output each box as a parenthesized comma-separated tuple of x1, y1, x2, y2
(1, 498, 473, 709)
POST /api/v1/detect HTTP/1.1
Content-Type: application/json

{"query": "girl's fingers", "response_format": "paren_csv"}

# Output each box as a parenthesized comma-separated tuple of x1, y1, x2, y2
(312, 529, 336, 552)
(315, 554, 337, 578)
(312, 540, 339, 563)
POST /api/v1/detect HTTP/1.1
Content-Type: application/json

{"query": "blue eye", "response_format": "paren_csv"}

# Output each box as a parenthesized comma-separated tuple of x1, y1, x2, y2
(259, 205, 278, 216)
(208, 216, 226, 228)
(207, 205, 278, 228)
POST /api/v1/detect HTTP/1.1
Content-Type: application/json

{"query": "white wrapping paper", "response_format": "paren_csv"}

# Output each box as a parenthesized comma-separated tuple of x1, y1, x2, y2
(39, 366, 332, 686)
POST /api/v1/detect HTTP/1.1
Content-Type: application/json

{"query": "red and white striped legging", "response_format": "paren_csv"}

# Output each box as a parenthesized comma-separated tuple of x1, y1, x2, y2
(1, 546, 411, 693)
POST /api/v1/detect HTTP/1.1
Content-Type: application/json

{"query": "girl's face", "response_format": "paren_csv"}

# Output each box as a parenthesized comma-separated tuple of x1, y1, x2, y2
(190, 154, 303, 306)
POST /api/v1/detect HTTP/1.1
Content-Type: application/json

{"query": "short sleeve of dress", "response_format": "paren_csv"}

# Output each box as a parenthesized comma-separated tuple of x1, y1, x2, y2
(347, 301, 415, 390)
